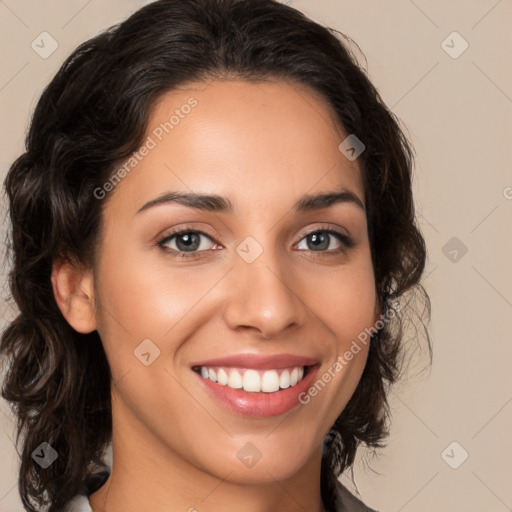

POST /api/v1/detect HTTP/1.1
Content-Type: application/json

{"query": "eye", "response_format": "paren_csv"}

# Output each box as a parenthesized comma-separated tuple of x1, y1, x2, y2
(157, 225, 355, 260)
(296, 227, 354, 253)
(157, 228, 221, 258)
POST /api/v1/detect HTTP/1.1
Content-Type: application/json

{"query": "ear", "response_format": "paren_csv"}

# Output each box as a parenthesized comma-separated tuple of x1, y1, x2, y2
(51, 258, 97, 334)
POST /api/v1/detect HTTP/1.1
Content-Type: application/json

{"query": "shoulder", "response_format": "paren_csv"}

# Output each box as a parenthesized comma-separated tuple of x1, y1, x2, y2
(334, 479, 381, 512)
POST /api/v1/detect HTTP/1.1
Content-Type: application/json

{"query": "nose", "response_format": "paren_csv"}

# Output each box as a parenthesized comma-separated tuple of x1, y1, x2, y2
(222, 246, 307, 339)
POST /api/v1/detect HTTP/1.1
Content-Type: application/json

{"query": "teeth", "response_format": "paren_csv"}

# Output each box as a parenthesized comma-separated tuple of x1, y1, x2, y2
(228, 369, 243, 389)
(197, 366, 307, 393)
(261, 370, 280, 393)
(243, 369, 261, 392)
(217, 368, 229, 386)
(279, 370, 290, 389)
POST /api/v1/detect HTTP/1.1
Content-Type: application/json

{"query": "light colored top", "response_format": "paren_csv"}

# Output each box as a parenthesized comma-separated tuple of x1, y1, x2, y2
(62, 494, 92, 511)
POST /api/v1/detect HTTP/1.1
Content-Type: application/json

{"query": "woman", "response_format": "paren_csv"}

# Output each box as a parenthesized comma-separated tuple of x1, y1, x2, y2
(0, 0, 430, 511)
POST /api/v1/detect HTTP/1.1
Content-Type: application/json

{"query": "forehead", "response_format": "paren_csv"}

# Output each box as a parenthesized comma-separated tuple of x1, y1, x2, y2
(105, 79, 364, 214)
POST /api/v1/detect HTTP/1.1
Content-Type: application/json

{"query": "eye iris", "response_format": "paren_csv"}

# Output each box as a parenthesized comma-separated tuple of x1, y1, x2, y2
(308, 232, 329, 251)
(169, 230, 338, 253)
(176, 232, 200, 251)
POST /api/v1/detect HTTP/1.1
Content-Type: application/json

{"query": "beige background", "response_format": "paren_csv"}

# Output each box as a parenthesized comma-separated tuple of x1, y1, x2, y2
(1, 1, 511, 511)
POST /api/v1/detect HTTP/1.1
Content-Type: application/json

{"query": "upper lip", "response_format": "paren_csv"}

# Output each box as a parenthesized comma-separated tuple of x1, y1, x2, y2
(190, 353, 319, 370)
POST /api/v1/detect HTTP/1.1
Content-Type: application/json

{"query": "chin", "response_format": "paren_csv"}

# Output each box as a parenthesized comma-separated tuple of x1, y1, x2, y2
(197, 443, 315, 485)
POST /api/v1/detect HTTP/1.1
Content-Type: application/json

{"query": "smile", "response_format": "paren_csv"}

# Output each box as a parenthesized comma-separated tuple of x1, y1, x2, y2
(189, 353, 320, 417)
(193, 365, 309, 393)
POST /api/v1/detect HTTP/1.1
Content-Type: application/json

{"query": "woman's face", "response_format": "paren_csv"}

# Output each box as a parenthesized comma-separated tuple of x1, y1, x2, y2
(90, 79, 380, 484)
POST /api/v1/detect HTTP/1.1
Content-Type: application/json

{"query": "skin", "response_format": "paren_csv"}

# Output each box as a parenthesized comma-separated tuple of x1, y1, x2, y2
(52, 79, 382, 512)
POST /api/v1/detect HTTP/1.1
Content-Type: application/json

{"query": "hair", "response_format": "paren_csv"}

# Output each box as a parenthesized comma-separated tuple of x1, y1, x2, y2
(0, 0, 431, 510)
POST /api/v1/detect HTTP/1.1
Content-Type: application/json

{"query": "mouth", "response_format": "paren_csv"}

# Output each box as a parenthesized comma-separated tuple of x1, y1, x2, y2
(191, 364, 313, 393)
(189, 353, 320, 417)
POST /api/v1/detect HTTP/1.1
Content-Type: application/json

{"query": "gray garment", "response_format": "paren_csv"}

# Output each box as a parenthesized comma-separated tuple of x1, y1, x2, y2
(335, 479, 379, 511)
(62, 472, 379, 511)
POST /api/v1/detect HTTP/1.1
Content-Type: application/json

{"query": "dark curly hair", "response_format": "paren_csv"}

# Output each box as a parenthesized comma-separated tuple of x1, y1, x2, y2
(0, 0, 431, 510)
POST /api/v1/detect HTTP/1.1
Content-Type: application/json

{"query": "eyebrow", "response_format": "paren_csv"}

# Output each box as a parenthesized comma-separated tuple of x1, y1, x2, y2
(135, 186, 365, 215)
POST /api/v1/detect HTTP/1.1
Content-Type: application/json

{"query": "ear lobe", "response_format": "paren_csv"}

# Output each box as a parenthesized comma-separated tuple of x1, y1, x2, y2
(51, 259, 97, 334)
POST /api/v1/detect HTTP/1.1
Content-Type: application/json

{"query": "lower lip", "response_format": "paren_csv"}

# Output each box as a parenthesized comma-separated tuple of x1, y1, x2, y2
(193, 365, 320, 418)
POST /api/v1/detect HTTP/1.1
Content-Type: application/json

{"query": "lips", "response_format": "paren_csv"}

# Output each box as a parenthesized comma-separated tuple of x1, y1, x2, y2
(190, 353, 319, 370)
(190, 353, 321, 417)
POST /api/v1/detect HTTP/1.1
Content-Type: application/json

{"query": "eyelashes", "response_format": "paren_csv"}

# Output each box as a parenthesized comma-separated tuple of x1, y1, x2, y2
(157, 228, 220, 259)
(156, 225, 355, 260)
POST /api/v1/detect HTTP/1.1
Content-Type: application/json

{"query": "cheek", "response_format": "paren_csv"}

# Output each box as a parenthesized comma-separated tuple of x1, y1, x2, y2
(94, 241, 213, 336)
(92, 243, 234, 388)
(301, 255, 376, 410)
(304, 255, 378, 351)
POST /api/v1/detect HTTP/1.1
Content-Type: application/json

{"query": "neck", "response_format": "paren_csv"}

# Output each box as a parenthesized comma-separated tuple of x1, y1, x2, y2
(89, 452, 327, 512)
